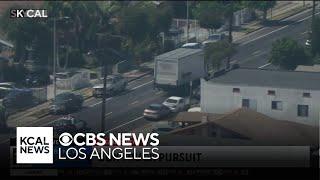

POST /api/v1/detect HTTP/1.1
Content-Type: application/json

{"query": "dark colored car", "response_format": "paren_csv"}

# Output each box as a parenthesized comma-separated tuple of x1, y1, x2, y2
(143, 103, 171, 120)
(24, 71, 50, 87)
(50, 115, 88, 135)
(49, 92, 84, 114)
(2, 89, 34, 109)
(0, 82, 16, 99)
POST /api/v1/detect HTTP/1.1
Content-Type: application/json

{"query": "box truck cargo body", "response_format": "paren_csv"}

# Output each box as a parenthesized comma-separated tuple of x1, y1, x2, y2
(154, 48, 206, 90)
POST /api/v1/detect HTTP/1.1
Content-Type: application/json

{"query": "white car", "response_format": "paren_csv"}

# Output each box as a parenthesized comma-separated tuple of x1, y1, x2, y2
(305, 39, 311, 47)
(202, 33, 226, 47)
(181, 43, 201, 49)
(162, 96, 189, 113)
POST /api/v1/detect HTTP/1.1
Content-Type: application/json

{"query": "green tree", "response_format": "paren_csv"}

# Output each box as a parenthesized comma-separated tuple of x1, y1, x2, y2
(193, 2, 225, 34)
(204, 41, 236, 70)
(246, 1, 276, 22)
(0, 4, 40, 66)
(269, 38, 311, 70)
(221, 1, 243, 43)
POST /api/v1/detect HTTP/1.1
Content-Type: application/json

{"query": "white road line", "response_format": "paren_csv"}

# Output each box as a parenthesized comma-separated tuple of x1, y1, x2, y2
(130, 100, 139, 105)
(258, 63, 271, 69)
(105, 116, 144, 133)
(252, 50, 261, 56)
(155, 91, 163, 95)
(130, 80, 154, 91)
(242, 25, 290, 46)
(241, 11, 320, 46)
(301, 31, 309, 35)
(105, 112, 113, 116)
(89, 97, 112, 107)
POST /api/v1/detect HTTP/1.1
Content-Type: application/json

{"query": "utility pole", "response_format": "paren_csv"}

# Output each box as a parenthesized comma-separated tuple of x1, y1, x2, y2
(186, 0, 189, 43)
(53, 17, 57, 100)
(312, 0, 316, 22)
(101, 62, 107, 132)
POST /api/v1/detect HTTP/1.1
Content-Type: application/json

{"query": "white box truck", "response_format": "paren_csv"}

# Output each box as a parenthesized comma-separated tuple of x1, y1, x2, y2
(154, 48, 207, 91)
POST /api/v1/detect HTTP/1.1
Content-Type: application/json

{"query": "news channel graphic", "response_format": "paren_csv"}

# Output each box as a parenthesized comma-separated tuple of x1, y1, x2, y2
(9, 127, 315, 176)
(10, 9, 48, 18)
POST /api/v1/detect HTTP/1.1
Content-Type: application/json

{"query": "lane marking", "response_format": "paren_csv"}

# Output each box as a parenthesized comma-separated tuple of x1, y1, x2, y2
(105, 112, 113, 116)
(89, 80, 154, 107)
(241, 11, 320, 46)
(258, 63, 271, 69)
(130, 100, 139, 105)
(105, 116, 144, 133)
(89, 97, 112, 107)
(252, 50, 261, 55)
(155, 91, 163, 95)
(130, 80, 154, 91)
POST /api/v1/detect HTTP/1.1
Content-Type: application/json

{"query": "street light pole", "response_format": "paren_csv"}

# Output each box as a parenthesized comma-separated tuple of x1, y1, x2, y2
(186, 0, 189, 43)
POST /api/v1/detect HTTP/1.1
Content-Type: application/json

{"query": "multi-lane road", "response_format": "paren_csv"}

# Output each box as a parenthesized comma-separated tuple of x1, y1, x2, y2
(1, 6, 320, 141)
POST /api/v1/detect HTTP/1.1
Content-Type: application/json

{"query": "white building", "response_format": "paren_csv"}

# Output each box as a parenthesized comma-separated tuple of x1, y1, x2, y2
(201, 68, 320, 127)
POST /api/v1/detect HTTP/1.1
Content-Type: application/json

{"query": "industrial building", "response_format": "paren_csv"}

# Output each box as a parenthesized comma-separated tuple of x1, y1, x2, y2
(200, 68, 320, 127)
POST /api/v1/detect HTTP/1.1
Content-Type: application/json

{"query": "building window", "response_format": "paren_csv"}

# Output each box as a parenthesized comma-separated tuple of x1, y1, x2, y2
(268, 90, 275, 95)
(303, 92, 311, 98)
(297, 105, 309, 117)
(233, 88, 240, 93)
(242, 99, 250, 108)
(271, 101, 283, 110)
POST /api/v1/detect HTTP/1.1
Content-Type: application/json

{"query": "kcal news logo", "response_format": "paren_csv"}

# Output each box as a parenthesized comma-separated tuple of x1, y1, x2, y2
(10, 9, 48, 18)
(16, 127, 53, 164)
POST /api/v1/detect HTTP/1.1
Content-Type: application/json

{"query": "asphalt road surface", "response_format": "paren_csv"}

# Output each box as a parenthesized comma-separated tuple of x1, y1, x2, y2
(1, 7, 320, 143)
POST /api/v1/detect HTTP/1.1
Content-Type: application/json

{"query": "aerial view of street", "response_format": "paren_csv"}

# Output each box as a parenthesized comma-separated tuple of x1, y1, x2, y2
(0, 0, 319, 178)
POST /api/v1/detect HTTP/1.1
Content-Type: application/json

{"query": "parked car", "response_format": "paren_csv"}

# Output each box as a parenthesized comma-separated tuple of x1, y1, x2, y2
(162, 96, 189, 113)
(0, 82, 16, 89)
(93, 74, 127, 98)
(2, 89, 34, 109)
(168, 27, 184, 36)
(0, 82, 25, 99)
(151, 121, 181, 135)
(0, 87, 11, 99)
(202, 33, 226, 47)
(49, 92, 84, 114)
(181, 43, 201, 49)
(143, 103, 171, 120)
(50, 115, 88, 134)
(24, 71, 50, 87)
(193, 86, 200, 100)
(305, 39, 311, 48)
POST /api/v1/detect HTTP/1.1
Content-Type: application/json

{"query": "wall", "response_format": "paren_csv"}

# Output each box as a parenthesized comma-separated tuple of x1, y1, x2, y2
(201, 79, 320, 127)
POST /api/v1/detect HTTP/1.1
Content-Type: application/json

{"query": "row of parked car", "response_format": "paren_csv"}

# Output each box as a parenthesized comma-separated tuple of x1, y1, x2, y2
(181, 33, 227, 49)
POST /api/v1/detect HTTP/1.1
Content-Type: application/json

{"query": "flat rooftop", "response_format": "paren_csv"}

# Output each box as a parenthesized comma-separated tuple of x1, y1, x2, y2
(208, 68, 320, 90)
(155, 48, 203, 61)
